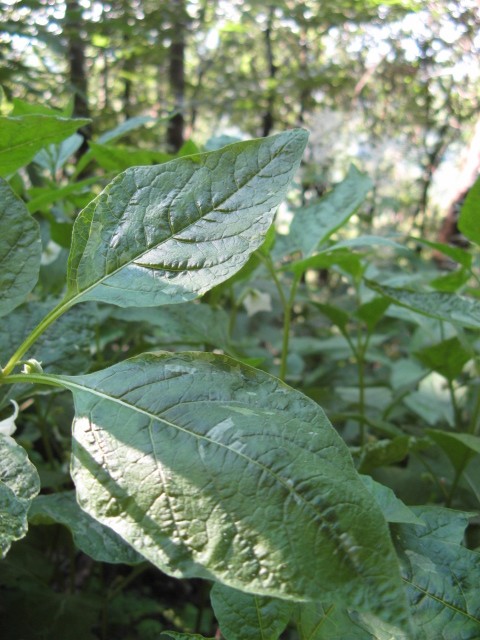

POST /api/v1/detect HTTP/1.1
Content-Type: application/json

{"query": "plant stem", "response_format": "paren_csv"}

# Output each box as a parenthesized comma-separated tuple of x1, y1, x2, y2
(258, 252, 299, 381)
(2, 297, 73, 376)
(279, 276, 299, 381)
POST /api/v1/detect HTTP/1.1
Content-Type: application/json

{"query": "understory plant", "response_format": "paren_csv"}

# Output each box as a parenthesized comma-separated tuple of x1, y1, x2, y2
(0, 106, 479, 639)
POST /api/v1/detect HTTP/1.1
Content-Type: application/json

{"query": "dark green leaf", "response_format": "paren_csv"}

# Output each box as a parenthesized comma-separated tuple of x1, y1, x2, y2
(458, 176, 480, 246)
(427, 430, 480, 473)
(66, 130, 308, 308)
(294, 602, 373, 640)
(210, 583, 293, 640)
(360, 475, 424, 525)
(29, 492, 143, 564)
(0, 115, 90, 176)
(0, 178, 41, 319)
(87, 142, 172, 172)
(415, 337, 471, 380)
(366, 281, 480, 329)
(0, 435, 40, 557)
(161, 633, 215, 640)
(355, 298, 390, 332)
(393, 507, 480, 639)
(46, 352, 410, 624)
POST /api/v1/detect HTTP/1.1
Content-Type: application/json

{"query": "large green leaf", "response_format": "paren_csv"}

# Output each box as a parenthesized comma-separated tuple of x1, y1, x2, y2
(288, 165, 373, 257)
(392, 507, 480, 639)
(37, 352, 410, 624)
(458, 176, 480, 246)
(367, 281, 480, 329)
(294, 602, 373, 640)
(0, 178, 41, 319)
(210, 583, 293, 640)
(65, 130, 308, 308)
(0, 435, 40, 557)
(28, 492, 143, 564)
(0, 115, 90, 177)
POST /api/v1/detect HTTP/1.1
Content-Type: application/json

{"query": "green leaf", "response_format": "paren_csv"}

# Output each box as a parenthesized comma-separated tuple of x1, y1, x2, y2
(0, 178, 41, 318)
(294, 602, 373, 640)
(161, 633, 215, 640)
(313, 302, 350, 335)
(366, 281, 480, 329)
(288, 164, 373, 257)
(0, 300, 96, 377)
(27, 176, 98, 214)
(393, 507, 480, 639)
(111, 302, 230, 350)
(355, 436, 412, 474)
(97, 115, 157, 144)
(28, 491, 143, 564)
(210, 583, 293, 640)
(87, 142, 172, 172)
(355, 298, 390, 332)
(66, 130, 308, 308)
(287, 248, 363, 279)
(426, 430, 480, 473)
(410, 236, 472, 269)
(0, 435, 40, 557)
(414, 337, 471, 380)
(360, 475, 424, 525)
(0, 115, 90, 176)
(47, 352, 410, 624)
(458, 176, 480, 246)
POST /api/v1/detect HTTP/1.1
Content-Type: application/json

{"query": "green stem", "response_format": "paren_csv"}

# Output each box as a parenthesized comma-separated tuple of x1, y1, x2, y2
(258, 252, 299, 381)
(2, 297, 73, 376)
(279, 276, 299, 382)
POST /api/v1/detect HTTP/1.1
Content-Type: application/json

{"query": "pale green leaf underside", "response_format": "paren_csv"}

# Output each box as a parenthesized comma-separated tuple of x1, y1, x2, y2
(0, 178, 41, 318)
(55, 352, 408, 625)
(0, 435, 40, 558)
(66, 130, 308, 308)
(210, 583, 293, 640)
(0, 115, 90, 177)
(393, 507, 480, 640)
(367, 281, 480, 330)
(29, 492, 143, 565)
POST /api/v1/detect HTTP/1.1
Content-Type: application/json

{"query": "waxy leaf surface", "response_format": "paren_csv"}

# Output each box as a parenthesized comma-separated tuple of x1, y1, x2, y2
(0, 178, 41, 318)
(0, 115, 90, 177)
(57, 352, 408, 624)
(66, 130, 307, 308)
(0, 435, 40, 557)
(393, 506, 480, 639)
(210, 583, 293, 640)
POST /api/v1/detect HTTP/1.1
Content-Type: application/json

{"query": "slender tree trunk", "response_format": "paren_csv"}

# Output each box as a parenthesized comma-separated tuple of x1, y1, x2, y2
(262, 6, 277, 137)
(166, 0, 186, 152)
(65, 0, 91, 157)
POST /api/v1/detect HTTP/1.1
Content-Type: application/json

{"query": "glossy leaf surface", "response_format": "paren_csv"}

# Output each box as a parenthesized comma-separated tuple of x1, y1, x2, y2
(0, 178, 41, 319)
(52, 352, 408, 623)
(0, 115, 90, 177)
(393, 506, 480, 639)
(0, 435, 40, 557)
(29, 492, 143, 564)
(66, 130, 308, 308)
(367, 281, 480, 329)
(210, 583, 293, 640)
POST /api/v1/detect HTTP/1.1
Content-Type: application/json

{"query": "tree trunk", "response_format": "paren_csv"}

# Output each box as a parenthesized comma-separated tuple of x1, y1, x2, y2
(65, 0, 91, 157)
(166, 0, 186, 152)
(262, 6, 277, 137)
